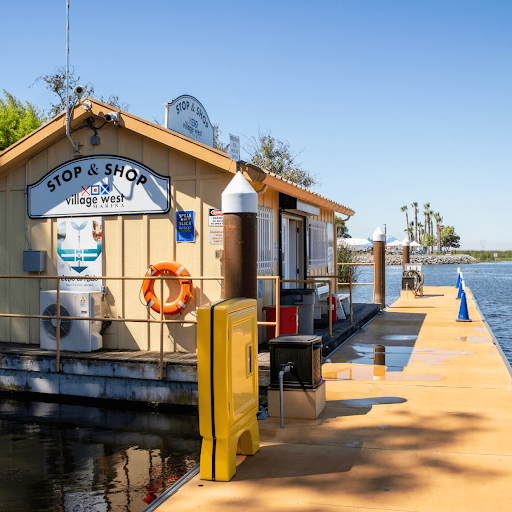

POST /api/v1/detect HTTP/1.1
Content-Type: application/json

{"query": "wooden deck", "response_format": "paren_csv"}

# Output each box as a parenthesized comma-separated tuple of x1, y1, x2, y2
(154, 286, 512, 512)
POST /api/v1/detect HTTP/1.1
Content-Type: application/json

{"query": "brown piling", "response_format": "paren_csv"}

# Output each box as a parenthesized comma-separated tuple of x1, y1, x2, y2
(373, 227, 386, 310)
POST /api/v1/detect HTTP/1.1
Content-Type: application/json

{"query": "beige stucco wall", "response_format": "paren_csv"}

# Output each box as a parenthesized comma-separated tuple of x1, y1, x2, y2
(0, 121, 337, 351)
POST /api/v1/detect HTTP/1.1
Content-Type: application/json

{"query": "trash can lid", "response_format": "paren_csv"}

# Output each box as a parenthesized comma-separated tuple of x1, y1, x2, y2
(269, 334, 322, 344)
(280, 288, 316, 296)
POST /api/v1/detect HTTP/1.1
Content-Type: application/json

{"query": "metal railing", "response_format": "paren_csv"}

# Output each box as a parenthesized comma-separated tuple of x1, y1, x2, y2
(337, 262, 376, 322)
(0, 274, 281, 379)
(281, 278, 334, 337)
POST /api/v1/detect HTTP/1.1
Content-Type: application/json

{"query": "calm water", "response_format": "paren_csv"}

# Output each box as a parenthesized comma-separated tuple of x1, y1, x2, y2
(343, 261, 512, 363)
(1, 262, 510, 511)
(0, 399, 200, 511)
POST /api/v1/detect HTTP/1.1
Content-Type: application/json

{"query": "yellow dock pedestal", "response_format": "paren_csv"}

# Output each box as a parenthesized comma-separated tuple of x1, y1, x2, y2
(197, 298, 260, 482)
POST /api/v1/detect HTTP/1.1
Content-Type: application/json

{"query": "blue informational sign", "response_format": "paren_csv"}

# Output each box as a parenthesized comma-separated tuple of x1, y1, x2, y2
(176, 210, 195, 242)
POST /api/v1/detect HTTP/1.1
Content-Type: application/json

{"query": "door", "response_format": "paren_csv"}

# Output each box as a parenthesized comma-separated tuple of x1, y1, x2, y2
(281, 215, 305, 289)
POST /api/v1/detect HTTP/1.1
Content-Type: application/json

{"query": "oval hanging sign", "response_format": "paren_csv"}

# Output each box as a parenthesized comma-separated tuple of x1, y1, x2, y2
(164, 95, 214, 147)
(28, 155, 170, 218)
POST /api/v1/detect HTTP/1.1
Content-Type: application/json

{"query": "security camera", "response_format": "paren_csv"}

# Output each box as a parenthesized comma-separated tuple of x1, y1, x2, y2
(73, 85, 86, 98)
(104, 112, 120, 123)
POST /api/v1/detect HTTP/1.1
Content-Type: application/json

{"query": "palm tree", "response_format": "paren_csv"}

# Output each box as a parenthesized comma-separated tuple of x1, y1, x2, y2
(434, 213, 443, 254)
(423, 203, 430, 252)
(401, 206, 410, 240)
(411, 202, 418, 241)
(417, 222, 423, 244)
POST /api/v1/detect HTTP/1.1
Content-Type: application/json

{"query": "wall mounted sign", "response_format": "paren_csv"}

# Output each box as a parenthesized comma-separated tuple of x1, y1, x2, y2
(176, 211, 195, 242)
(164, 95, 214, 147)
(209, 229, 223, 244)
(229, 134, 240, 162)
(28, 156, 170, 218)
(57, 217, 102, 291)
(208, 208, 223, 226)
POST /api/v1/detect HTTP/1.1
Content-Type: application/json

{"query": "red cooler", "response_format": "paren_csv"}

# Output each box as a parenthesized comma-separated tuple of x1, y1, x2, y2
(262, 305, 298, 340)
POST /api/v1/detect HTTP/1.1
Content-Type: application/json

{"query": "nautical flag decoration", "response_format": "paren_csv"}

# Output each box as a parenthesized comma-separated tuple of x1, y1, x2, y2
(57, 217, 102, 291)
(91, 185, 100, 195)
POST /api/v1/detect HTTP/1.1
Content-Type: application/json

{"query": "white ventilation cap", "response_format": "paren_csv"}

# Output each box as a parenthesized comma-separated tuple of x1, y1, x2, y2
(222, 172, 258, 213)
(373, 227, 385, 242)
(402, 237, 410, 246)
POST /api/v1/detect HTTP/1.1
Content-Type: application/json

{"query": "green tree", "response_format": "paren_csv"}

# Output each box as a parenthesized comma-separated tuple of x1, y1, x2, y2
(411, 202, 418, 241)
(434, 212, 443, 254)
(441, 226, 460, 250)
(423, 233, 436, 252)
(334, 215, 350, 238)
(33, 66, 129, 118)
(212, 123, 229, 153)
(0, 90, 45, 151)
(243, 129, 316, 188)
(401, 205, 410, 240)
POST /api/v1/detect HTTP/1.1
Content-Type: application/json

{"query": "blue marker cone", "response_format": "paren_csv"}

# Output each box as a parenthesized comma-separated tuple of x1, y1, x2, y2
(456, 290, 471, 322)
(456, 272, 461, 288)
(456, 280, 463, 299)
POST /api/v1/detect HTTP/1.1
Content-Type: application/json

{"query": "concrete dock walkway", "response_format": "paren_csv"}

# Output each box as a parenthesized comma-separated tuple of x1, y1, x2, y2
(155, 286, 512, 512)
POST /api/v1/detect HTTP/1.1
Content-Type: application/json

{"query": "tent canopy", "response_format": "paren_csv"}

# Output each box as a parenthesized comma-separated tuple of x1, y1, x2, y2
(410, 241, 422, 247)
(387, 239, 402, 247)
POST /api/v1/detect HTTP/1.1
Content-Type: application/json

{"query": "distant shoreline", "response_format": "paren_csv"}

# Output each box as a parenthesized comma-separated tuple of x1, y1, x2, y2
(352, 254, 480, 265)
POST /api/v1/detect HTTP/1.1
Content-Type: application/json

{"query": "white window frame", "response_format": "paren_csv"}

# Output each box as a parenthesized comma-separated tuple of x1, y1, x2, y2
(257, 206, 274, 275)
(309, 219, 328, 269)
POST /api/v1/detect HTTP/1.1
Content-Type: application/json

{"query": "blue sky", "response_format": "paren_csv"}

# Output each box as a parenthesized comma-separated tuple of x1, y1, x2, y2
(3, 1, 511, 249)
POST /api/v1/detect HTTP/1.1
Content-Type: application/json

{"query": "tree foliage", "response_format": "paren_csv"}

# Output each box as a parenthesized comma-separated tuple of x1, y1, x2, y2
(33, 66, 129, 118)
(243, 129, 316, 188)
(334, 215, 350, 238)
(212, 123, 229, 153)
(0, 90, 44, 151)
(422, 233, 436, 249)
(441, 226, 460, 249)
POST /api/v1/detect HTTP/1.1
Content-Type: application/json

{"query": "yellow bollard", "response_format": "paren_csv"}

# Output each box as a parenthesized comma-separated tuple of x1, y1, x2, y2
(197, 298, 260, 481)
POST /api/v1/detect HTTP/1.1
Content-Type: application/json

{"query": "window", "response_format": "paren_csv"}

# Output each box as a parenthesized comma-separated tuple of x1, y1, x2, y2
(309, 219, 328, 269)
(257, 206, 274, 274)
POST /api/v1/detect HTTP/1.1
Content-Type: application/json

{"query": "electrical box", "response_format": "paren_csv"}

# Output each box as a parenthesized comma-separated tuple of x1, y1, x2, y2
(197, 298, 260, 482)
(23, 250, 46, 272)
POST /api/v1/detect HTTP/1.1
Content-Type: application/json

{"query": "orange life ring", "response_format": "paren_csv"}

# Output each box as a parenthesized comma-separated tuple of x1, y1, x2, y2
(142, 261, 193, 315)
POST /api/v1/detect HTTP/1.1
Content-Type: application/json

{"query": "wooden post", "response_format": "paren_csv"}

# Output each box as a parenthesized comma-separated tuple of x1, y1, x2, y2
(222, 172, 258, 300)
(402, 237, 410, 270)
(373, 227, 386, 310)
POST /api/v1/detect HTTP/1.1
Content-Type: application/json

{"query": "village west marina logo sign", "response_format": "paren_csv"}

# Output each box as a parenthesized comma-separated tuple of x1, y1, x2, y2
(28, 156, 170, 218)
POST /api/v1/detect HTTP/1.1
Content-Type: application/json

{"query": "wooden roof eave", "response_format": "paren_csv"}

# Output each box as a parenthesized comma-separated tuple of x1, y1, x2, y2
(242, 162, 355, 217)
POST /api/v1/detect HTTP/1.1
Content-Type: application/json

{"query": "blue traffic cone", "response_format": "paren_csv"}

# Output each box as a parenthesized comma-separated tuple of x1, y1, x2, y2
(456, 290, 471, 322)
(456, 279, 463, 299)
(455, 272, 461, 288)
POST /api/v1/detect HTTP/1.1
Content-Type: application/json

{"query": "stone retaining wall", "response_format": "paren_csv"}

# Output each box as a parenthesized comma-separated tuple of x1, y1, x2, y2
(352, 254, 479, 265)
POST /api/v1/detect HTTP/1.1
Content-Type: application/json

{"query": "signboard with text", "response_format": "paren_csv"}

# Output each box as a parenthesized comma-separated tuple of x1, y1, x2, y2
(208, 208, 223, 226)
(165, 95, 214, 147)
(229, 134, 240, 162)
(57, 217, 102, 291)
(28, 156, 170, 218)
(176, 211, 195, 242)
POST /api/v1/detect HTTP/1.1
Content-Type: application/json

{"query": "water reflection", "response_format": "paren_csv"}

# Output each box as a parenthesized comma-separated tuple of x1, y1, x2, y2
(0, 397, 200, 512)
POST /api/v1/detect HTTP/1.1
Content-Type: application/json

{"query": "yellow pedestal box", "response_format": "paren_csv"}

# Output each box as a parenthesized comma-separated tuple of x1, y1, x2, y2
(197, 298, 260, 481)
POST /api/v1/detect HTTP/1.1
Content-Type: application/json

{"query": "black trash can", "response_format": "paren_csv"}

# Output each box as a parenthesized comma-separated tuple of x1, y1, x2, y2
(281, 288, 316, 334)
(269, 334, 323, 389)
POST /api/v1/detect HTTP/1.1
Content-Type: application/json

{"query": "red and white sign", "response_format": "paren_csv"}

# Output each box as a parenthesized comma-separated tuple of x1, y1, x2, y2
(208, 208, 223, 226)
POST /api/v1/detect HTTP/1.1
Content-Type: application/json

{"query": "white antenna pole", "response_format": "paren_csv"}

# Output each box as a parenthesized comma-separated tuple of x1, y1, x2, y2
(66, 0, 69, 120)
(65, 0, 78, 154)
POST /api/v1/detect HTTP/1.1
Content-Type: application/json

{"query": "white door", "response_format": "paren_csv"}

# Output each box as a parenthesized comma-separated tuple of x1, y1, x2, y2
(281, 216, 304, 289)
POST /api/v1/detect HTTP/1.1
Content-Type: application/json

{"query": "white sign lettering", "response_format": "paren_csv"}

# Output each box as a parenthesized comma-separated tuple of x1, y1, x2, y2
(165, 95, 214, 147)
(28, 156, 170, 218)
